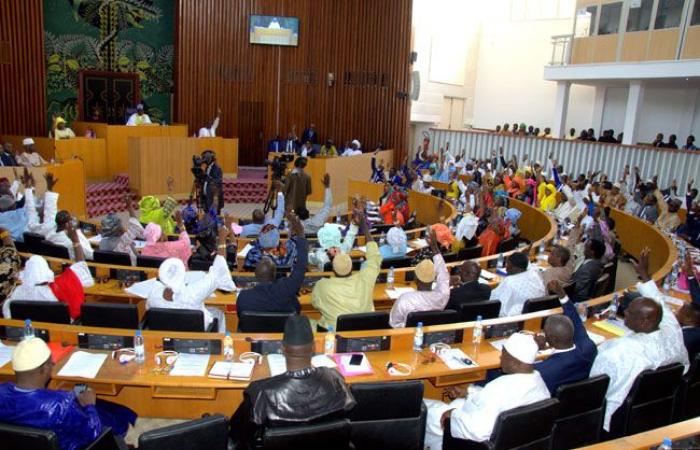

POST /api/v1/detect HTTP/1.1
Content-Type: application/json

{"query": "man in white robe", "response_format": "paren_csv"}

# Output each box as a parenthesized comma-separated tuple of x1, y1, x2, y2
(24, 174, 58, 237)
(490, 252, 546, 317)
(125, 104, 152, 126)
(424, 333, 550, 449)
(45, 210, 93, 260)
(146, 226, 235, 332)
(198, 108, 221, 138)
(590, 248, 689, 432)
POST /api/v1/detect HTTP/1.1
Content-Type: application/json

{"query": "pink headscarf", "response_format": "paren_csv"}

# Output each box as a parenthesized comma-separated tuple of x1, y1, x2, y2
(144, 223, 162, 246)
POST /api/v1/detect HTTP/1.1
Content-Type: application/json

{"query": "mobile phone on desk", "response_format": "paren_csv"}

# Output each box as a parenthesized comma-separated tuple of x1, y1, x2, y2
(73, 383, 88, 395)
(349, 354, 364, 366)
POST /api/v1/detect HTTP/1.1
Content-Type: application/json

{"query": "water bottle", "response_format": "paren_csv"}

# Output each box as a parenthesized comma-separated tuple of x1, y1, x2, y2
(413, 322, 424, 352)
(609, 293, 619, 318)
(538, 240, 546, 255)
(387, 267, 395, 289)
(497, 253, 505, 270)
(335, 208, 341, 224)
(663, 275, 671, 293)
(379, 232, 386, 246)
(472, 316, 483, 345)
(23, 319, 34, 340)
(324, 326, 336, 356)
(134, 330, 145, 364)
(223, 331, 235, 362)
(658, 438, 673, 450)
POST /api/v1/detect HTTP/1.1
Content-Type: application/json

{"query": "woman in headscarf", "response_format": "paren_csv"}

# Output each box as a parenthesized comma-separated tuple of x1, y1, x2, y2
(478, 210, 507, 257)
(308, 218, 360, 270)
(189, 213, 238, 270)
(140, 211, 192, 267)
(380, 190, 409, 226)
(538, 177, 558, 212)
(0, 227, 21, 302)
(99, 197, 145, 265)
(146, 226, 235, 332)
(379, 224, 408, 260)
(138, 195, 177, 234)
(3, 223, 93, 319)
(505, 207, 522, 238)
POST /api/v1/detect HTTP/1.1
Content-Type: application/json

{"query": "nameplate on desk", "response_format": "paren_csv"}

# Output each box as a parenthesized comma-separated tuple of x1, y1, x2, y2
(78, 333, 133, 350)
(336, 335, 390, 353)
(249, 339, 283, 355)
(1, 326, 49, 342)
(423, 329, 464, 347)
(162, 338, 221, 355)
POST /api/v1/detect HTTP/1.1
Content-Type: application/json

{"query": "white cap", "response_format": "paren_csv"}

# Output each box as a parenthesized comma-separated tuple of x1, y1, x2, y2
(351, 139, 361, 147)
(12, 337, 51, 372)
(613, 182, 622, 189)
(136, 103, 144, 109)
(423, 175, 432, 183)
(22, 138, 34, 146)
(158, 258, 186, 294)
(503, 332, 538, 364)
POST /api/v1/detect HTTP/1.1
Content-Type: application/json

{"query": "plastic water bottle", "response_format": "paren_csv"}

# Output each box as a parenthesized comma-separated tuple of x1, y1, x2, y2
(134, 330, 145, 364)
(324, 326, 336, 356)
(23, 319, 34, 340)
(663, 275, 671, 293)
(223, 331, 235, 362)
(538, 240, 546, 255)
(472, 316, 483, 345)
(497, 253, 505, 270)
(387, 267, 395, 290)
(413, 322, 424, 352)
(658, 438, 673, 450)
(379, 232, 386, 246)
(609, 293, 619, 318)
(335, 208, 342, 224)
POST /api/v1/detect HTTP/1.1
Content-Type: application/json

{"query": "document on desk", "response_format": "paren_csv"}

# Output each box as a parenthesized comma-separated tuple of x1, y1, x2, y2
(169, 354, 210, 377)
(237, 244, 253, 258)
(88, 235, 103, 245)
(438, 348, 478, 370)
(0, 341, 13, 368)
(124, 278, 158, 298)
(267, 354, 337, 377)
(409, 239, 428, 250)
(57, 351, 107, 379)
(480, 270, 497, 281)
(385, 287, 415, 300)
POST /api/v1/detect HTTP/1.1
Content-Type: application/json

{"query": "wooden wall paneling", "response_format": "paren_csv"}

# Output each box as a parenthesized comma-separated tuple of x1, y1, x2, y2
(681, 26, 700, 59)
(0, 0, 46, 136)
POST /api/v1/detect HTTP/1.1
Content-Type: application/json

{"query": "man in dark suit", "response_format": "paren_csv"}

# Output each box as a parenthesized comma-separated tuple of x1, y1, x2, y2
(282, 132, 300, 153)
(446, 260, 491, 310)
(679, 254, 700, 360)
(201, 150, 223, 214)
(570, 238, 605, 302)
(0, 143, 18, 167)
(301, 123, 318, 146)
(267, 134, 283, 153)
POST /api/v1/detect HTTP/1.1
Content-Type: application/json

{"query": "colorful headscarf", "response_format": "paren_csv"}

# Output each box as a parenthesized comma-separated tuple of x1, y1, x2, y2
(317, 224, 342, 250)
(144, 223, 163, 246)
(430, 223, 455, 249)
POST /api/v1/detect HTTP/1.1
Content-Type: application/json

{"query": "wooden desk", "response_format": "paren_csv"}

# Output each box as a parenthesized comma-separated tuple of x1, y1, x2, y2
(580, 417, 700, 449)
(0, 134, 56, 162)
(195, 137, 239, 176)
(54, 138, 108, 180)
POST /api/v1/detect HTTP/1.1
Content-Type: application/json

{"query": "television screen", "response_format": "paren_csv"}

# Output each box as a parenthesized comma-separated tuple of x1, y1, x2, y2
(249, 15, 299, 47)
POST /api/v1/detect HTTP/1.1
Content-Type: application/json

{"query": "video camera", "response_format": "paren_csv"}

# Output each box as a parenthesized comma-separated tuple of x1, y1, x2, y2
(265, 156, 287, 180)
(191, 155, 205, 181)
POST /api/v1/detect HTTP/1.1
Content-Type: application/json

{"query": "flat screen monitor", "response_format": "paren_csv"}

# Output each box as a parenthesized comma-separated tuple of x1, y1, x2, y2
(249, 15, 299, 47)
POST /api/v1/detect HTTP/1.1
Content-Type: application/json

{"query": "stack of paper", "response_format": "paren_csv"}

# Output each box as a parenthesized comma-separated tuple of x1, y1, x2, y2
(385, 287, 415, 300)
(0, 342, 13, 369)
(438, 348, 478, 370)
(480, 270, 497, 281)
(409, 239, 429, 249)
(208, 361, 255, 380)
(57, 351, 107, 379)
(267, 354, 339, 377)
(169, 354, 210, 377)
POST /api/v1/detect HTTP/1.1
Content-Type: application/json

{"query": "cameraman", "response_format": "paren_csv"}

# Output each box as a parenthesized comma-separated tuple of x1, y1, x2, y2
(200, 150, 223, 214)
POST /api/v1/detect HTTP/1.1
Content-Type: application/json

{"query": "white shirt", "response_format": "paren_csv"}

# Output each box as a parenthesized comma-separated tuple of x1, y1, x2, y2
(302, 187, 332, 235)
(389, 254, 449, 328)
(341, 148, 362, 156)
(590, 279, 689, 431)
(3, 261, 93, 318)
(308, 224, 358, 269)
(490, 267, 547, 317)
(146, 255, 235, 332)
(25, 188, 58, 237)
(126, 112, 152, 126)
(45, 228, 94, 260)
(198, 116, 220, 137)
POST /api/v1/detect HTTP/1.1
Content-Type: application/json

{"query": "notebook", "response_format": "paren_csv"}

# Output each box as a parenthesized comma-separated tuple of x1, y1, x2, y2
(592, 319, 630, 337)
(208, 361, 255, 380)
(57, 351, 107, 379)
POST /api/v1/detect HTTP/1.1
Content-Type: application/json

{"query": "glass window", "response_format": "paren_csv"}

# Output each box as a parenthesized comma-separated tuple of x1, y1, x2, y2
(598, 2, 623, 35)
(691, 0, 700, 26)
(627, 0, 654, 32)
(655, 0, 685, 29)
(575, 5, 598, 37)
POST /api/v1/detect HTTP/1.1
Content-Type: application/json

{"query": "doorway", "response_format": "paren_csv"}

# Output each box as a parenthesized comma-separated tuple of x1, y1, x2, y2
(237, 101, 264, 166)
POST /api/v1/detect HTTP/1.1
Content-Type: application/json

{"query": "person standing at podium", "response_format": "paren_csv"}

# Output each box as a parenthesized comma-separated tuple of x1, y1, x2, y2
(125, 103, 152, 126)
(198, 107, 221, 137)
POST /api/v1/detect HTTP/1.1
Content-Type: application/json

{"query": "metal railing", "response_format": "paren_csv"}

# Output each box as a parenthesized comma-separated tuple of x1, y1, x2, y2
(549, 34, 573, 66)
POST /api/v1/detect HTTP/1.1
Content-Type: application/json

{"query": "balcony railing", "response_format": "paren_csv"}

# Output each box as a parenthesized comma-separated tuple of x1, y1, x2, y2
(549, 34, 573, 66)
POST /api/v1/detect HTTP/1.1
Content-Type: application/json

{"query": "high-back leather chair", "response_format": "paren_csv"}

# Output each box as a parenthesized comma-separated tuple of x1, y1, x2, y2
(349, 381, 426, 450)
(521, 295, 560, 314)
(336, 312, 390, 331)
(138, 415, 228, 450)
(10, 300, 71, 324)
(237, 311, 294, 333)
(675, 355, 700, 421)
(258, 419, 353, 450)
(0, 422, 59, 450)
(405, 309, 460, 327)
(94, 250, 131, 267)
(80, 303, 140, 329)
(552, 375, 610, 450)
(145, 308, 216, 332)
(459, 300, 501, 322)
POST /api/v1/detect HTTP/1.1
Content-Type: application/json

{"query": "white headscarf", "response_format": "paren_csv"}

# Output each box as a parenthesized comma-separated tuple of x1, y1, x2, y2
(158, 258, 186, 294)
(20, 256, 54, 286)
(386, 226, 407, 254)
(455, 213, 479, 242)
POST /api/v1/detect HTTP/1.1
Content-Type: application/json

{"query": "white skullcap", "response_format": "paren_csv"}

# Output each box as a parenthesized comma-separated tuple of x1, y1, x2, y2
(423, 175, 432, 183)
(12, 337, 51, 372)
(22, 138, 34, 146)
(613, 182, 622, 189)
(351, 139, 361, 147)
(136, 103, 144, 109)
(503, 332, 539, 364)
(158, 258, 186, 294)
(332, 253, 353, 276)
(20, 255, 55, 286)
(387, 226, 407, 253)
(415, 259, 436, 284)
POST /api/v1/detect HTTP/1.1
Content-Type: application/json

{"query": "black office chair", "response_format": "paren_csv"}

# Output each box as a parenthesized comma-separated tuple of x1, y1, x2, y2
(349, 381, 426, 450)
(237, 311, 294, 333)
(608, 363, 684, 439)
(145, 308, 217, 332)
(457, 245, 483, 261)
(136, 255, 166, 268)
(94, 250, 131, 267)
(442, 252, 461, 263)
(80, 303, 140, 329)
(496, 237, 517, 253)
(380, 257, 413, 269)
(443, 398, 560, 450)
(138, 414, 228, 450)
(85, 427, 128, 450)
(405, 309, 460, 327)
(0, 422, 58, 450)
(593, 273, 611, 297)
(675, 354, 700, 421)
(10, 301, 71, 324)
(38, 241, 70, 259)
(551, 375, 610, 450)
(22, 232, 45, 252)
(258, 419, 353, 450)
(459, 300, 501, 322)
(188, 258, 213, 271)
(336, 312, 390, 331)
(521, 295, 561, 314)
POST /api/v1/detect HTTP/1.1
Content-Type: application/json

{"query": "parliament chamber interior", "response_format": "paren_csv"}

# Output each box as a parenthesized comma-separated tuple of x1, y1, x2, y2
(1, 0, 700, 449)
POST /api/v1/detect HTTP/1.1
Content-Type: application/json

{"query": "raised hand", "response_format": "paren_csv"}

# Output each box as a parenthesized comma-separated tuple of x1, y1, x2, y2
(166, 176, 174, 194)
(547, 280, 566, 299)
(322, 173, 331, 188)
(286, 211, 304, 237)
(631, 247, 651, 282)
(43, 172, 57, 191)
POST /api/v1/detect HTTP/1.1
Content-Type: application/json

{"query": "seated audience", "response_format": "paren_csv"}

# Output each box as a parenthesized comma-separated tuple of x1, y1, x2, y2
(16, 138, 48, 167)
(3, 222, 93, 319)
(45, 208, 94, 260)
(490, 251, 546, 316)
(379, 222, 408, 260)
(236, 213, 308, 316)
(240, 188, 284, 237)
(319, 139, 337, 156)
(664, 134, 678, 149)
(679, 253, 700, 359)
(565, 128, 576, 140)
(24, 172, 58, 237)
(683, 135, 697, 150)
(424, 333, 549, 449)
(389, 229, 449, 328)
(308, 220, 359, 270)
(51, 117, 75, 140)
(98, 196, 145, 265)
(197, 107, 221, 137)
(139, 194, 177, 234)
(0, 337, 136, 450)
(0, 228, 21, 301)
(567, 223, 605, 302)
(244, 224, 297, 270)
(126, 103, 151, 126)
(1, 142, 18, 166)
(141, 213, 192, 267)
(590, 248, 689, 432)
(654, 187, 682, 232)
(540, 245, 573, 290)
(341, 139, 363, 156)
(146, 226, 235, 332)
(446, 260, 491, 311)
(311, 213, 381, 330)
(229, 316, 355, 449)
(0, 177, 28, 242)
(652, 133, 665, 147)
(296, 174, 332, 235)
